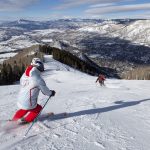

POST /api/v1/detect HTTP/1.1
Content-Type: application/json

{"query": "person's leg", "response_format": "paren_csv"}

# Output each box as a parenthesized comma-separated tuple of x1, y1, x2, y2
(103, 81, 105, 86)
(99, 81, 102, 86)
(12, 109, 29, 121)
(24, 104, 42, 122)
(99, 81, 101, 86)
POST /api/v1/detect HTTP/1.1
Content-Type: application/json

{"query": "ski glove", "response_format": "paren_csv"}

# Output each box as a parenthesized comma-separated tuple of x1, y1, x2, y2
(51, 90, 56, 97)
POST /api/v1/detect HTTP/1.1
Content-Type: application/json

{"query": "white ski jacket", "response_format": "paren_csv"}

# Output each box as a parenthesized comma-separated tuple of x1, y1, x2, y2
(17, 65, 52, 110)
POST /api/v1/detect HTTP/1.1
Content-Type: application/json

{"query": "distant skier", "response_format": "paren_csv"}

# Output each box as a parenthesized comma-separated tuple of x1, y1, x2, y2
(96, 74, 106, 86)
(12, 58, 55, 124)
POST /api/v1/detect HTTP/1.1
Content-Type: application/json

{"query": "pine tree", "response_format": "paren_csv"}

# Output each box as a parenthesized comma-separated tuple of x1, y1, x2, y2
(7, 64, 13, 84)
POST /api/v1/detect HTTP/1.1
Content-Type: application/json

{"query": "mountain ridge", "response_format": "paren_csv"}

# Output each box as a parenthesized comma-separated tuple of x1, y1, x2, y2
(0, 19, 150, 79)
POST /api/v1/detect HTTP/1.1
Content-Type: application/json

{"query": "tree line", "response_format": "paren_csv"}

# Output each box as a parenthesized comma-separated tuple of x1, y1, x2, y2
(0, 45, 44, 85)
(0, 44, 149, 86)
(122, 66, 150, 80)
(0, 44, 102, 85)
(52, 48, 101, 76)
(39, 45, 103, 76)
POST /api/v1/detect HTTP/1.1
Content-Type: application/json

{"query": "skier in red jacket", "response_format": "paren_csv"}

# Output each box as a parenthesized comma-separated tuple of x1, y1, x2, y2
(96, 74, 106, 86)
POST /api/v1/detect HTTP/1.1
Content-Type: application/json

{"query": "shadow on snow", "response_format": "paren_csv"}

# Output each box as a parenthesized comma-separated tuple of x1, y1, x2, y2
(40, 98, 150, 122)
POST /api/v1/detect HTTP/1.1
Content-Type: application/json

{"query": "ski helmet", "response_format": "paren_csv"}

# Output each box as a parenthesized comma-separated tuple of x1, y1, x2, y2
(31, 58, 44, 72)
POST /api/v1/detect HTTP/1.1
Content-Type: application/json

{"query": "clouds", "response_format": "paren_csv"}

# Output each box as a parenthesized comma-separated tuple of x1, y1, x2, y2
(55, 0, 123, 10)
(0, 0, 150, 20)
(85, 3, 150, 15)
(89, 3, 116, 8)
(52, 0, 150, 19)
(0, 0, 39, 11)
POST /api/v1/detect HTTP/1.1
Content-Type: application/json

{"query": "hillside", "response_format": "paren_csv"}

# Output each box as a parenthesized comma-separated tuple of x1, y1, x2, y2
(0, 55, 150, 150)
(0, 19, 150, 79)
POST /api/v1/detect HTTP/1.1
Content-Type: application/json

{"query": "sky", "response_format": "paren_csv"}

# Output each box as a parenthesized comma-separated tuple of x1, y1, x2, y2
(0, 0, 150, 21)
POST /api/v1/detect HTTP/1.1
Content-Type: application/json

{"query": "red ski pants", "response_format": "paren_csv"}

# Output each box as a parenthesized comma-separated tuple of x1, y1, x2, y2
(12, 104, 42, 123)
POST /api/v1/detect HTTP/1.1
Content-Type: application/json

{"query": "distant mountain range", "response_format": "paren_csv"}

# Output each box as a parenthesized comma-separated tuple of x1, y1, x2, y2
(0, 18, 150, 76)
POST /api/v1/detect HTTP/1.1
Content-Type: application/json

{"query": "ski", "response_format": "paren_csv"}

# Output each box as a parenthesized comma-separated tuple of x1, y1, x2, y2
(38, 112, 68, 121)
(39, 112, 54, 120)
(0, 112, 68, 135)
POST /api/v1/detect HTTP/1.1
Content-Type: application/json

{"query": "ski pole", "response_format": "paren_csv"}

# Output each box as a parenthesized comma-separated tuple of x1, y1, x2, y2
(24, 96, 51, 137)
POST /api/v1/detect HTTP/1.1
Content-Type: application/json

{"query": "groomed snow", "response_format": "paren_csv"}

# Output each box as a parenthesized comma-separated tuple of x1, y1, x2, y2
(0, 55, 150, 150)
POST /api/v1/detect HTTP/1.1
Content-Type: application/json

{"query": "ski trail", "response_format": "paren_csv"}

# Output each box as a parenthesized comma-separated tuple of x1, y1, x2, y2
(0, 55, 150, 149)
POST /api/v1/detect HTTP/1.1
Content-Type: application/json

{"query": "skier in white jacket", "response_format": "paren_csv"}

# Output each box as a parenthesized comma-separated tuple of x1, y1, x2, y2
(12, 58, 55, 123)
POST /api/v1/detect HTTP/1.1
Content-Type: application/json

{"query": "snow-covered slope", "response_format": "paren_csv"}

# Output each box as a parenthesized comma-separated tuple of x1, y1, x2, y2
(0, 55, 150, 150)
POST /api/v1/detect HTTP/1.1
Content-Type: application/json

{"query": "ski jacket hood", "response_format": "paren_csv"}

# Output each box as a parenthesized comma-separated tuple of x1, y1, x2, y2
(25, 65, 41, 77)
